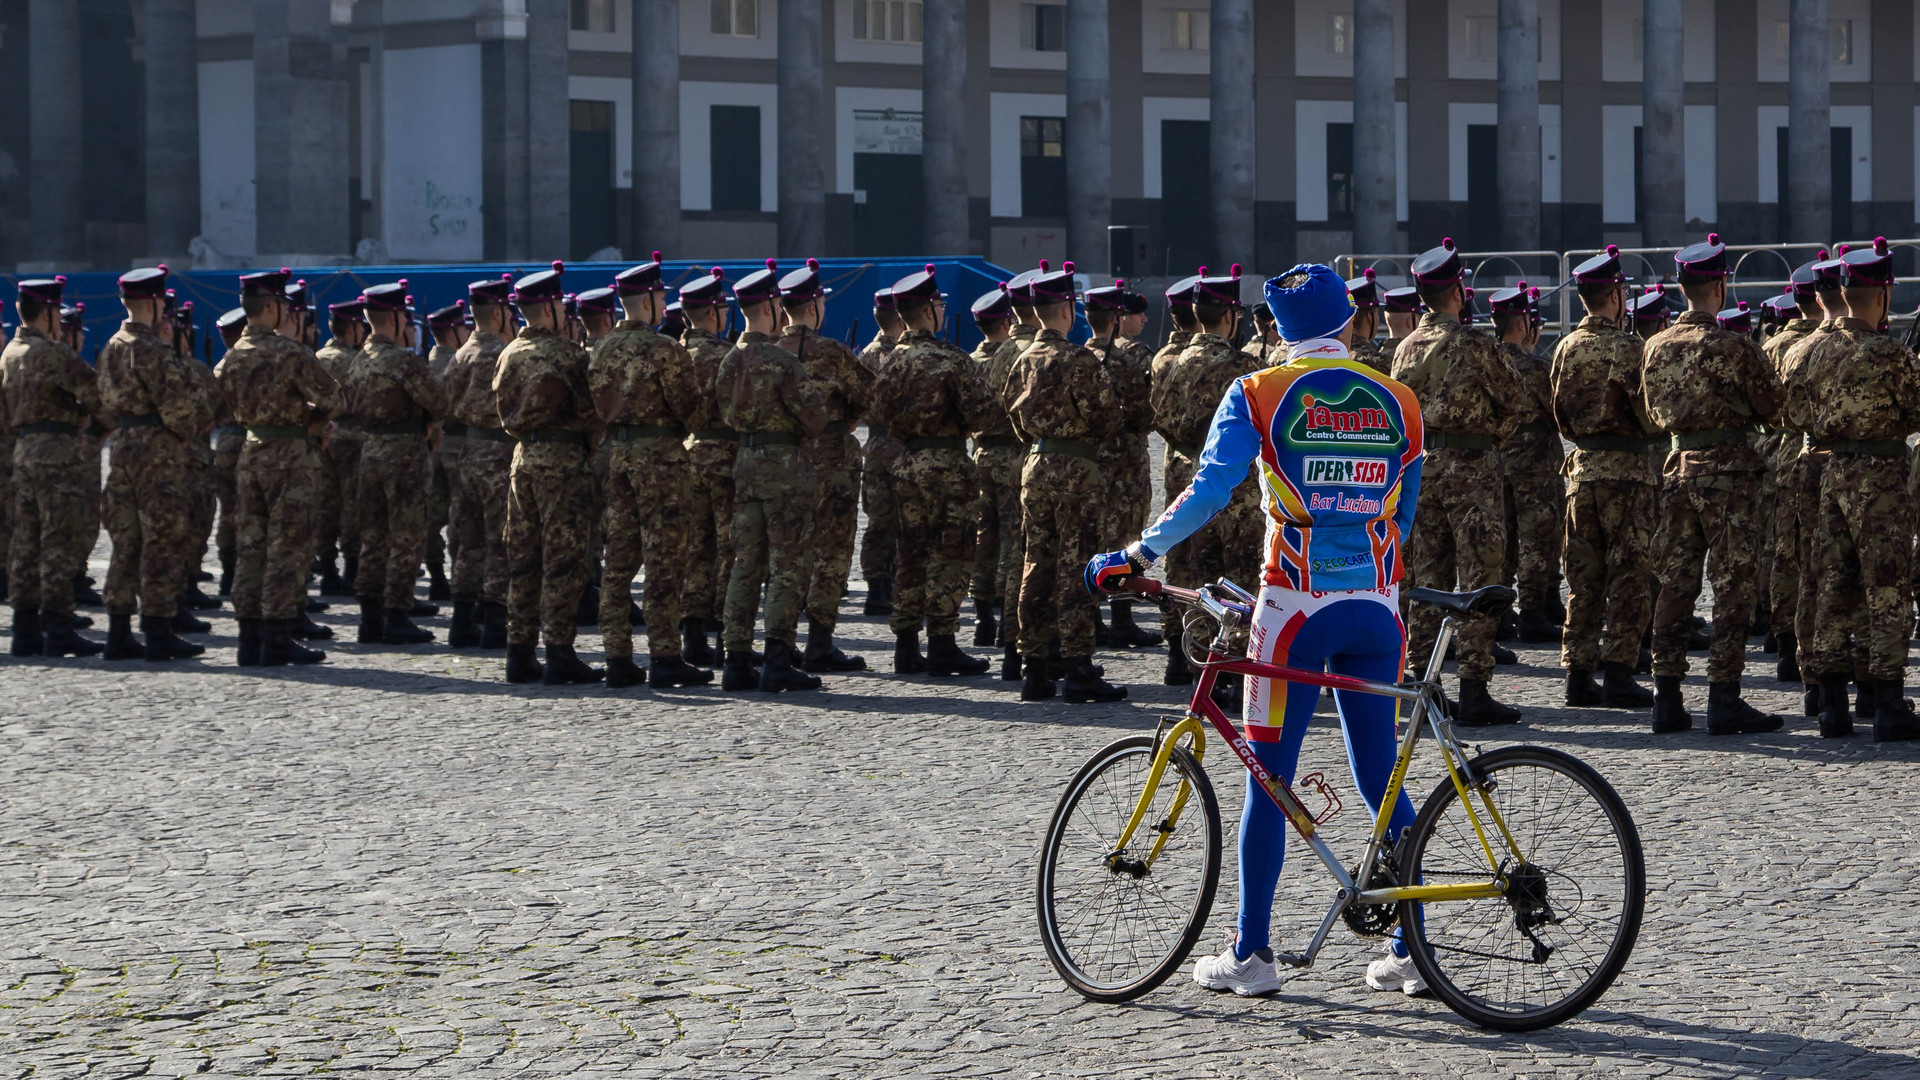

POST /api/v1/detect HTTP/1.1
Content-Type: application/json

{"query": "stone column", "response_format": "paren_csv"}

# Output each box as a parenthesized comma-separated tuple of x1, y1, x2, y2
(526, 0, 570, 258)
(145, 0, 201, 261)
(27, 0, 84, 267)
(777, 0, 826, 256)
(253, 0, 350, 261)
(1786, 0, 1831, 243)
(1352, 0, 1396, 256)
(479, 0, 531, 260)
(1065, 0, 1111, 272)
(1640, 0, 1685, 246)
(632, 0, 682, 256)
(1497, 0, 1540, 251)
(922, 0, 969, 256)
(1210, 0, 1254, 271)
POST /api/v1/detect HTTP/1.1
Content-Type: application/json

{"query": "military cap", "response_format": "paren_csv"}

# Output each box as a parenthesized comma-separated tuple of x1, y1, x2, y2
(284, 279, 311, 312)
(1122, 290, 1149, 316)
(16, 276, 66, 305)
(679, 267, 729, 307)
(872, 288, 898, 312)
(118, 265, 170, 299)
(1789, 253, 1827, 297)
(1382, 286, 1424, 314)
(217, 306, 247, 346)
(1005, 268, 1044, 304)
(1763, 291, 1801, 323)
(1715, 301, 1752, 333)
(971, 285, 1015, 323)
(162, 288, 179, 315)
(1346, 267, 1381, 309)
(1487, 280, 1536, 315)
(575, 287, 620, 317)
(1572, 244, 1626, 284)
(239, 267, 292, 296)
(778, 257, 831, 301)
(1842, 236, 1896, 287)
(1165, 272, 1202, 309)
(172, 299, 195, 327)
(1029, 259, 1079, 303)
(1674, 232, 1729, 283)
(732, 259, 783, 304)
(1083, 278, 1130, 311)
(60, 303, 85, 329)
(1630, 286, 1673, 323)
(512, 261, 567, 303)
(890, 264, 944, 304)
(362, 281, 410, 312)
(1811, 245, 1851, 290)
(1411, 237, 1465, 285)
(563, 294, 579, 320)
(469, 273, 515, 305)
(428, 300, 467, 329)
(658, 301, 687, 338)
(1194, 264, 1245, 307)
(328, 298, 366, 322)
(615, 252, 666, 294)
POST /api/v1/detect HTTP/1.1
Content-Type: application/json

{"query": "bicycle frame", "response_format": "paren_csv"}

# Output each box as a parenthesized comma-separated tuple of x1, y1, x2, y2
(1107, 578, 1534, 969)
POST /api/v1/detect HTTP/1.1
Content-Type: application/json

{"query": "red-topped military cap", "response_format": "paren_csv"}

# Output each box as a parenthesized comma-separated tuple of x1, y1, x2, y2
(362, 280, 410, 311)
(284, 278, 310, 312)
(1487, 280, 1535, 315)
(1674, 233, 1729, 283)
(1762, 291, 1801, 324)
(778, 257, 831, 301)
(469, 273, 514, 305)
(615, 252, 666, 294)
(575, 287, 619, 316)
(1841, 236, 1896, 287)
(1083, 278, 1129, 311)
(1194, 264, 1245, 307)
(329, 298, 366, 321)
(1573, 244, 1626, 284)
(1382, 286, 1423, 314)
(1164, 272, 1202, 308)
(1346, 267, 1381, 309)
(1789, 252, 1827, 298)
(1123, 289, 1149, 316)
(512, 262, 567, 303)
(239, 267, 292, 296)
(60, 303, 85, 329)
(1004, 267, 1044, 303)
(428, 300, 467, 329)
(890, 264, 944, 304)
(1029, 260, 1078, 303)
(732, 259, 783, 304)
(971, 285, 1014, 323)
(1411, 237, 1464, 285)
(1630, 286, 1675, 323)
(17, 276, 66, 305)
(658, 301, 687, 337)
(217, 306, 247, 346)
(1715, 300, 1752, 332)
(119, 265, 170, 299)
(872, 287, 898, 311)
(679, 267, 729, 307)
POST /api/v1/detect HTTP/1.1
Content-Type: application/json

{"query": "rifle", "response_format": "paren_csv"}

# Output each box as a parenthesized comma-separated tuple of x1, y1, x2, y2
(1903, 304, 1920, 352)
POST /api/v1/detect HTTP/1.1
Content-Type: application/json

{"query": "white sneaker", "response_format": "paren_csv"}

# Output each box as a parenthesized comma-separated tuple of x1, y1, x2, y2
(1364, 947, 1428, 996)
(1192, 944, 1282, 996)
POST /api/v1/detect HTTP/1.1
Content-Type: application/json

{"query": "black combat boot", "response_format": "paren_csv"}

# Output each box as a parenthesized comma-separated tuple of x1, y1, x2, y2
(1210, 672, 1244, 712)
(1093, 607, 1109, 646)
(428, 555, 451, 601)
(1854, 678, 1877, 723)
(1061, 657, 1127, 704)
(218, 547, 236, 596)
(306, 596, 330, 613)
(1600, 661, 1655, 708)
(1492, 642, 1519, 666)
(356, 600, 387, 645)
(1650, 675, 1691, 733)
(574, 583, 600, 627)
(1774, 632, 1800, 683)
(180, 581, 220, 611)
(143, 616, 204, 661)
(481, 602, 509, 648)
(72, 575, 103, 608)
(104, 613, 143, 661)
(42, 613, 103, 658)
(261, 619, 325, 666)
(292, 610, 332, 640)
(1000, 641, 1022, 680)
(1685, 617, 1711, 652)
(236, 618, 264, 667)
(384, 609, 434, 644)
(1706, 681, 1784, 736)
(1517, 607, 1562, 644)
(1802, 681, 1822, 717)
(1020, 665, 1056, 701)
(1563, 666, 1603, 706)
(1496, 608, 1519, 641)
(893, 630, 928, 674)
(760, 639, 822, 693)
(1107, 601, 1164, 647)
(171, 610, 212, 634)
(543, 642, 602, 685)
(448, 601, 481, 648)
(863, 577, 893, 616)
(505, 641, 543, 683)
(648, 654, 714, 689)
(341, 555, 359, 595)
(721, 648, 760, 691)
(604, 654, 647, 689)
(802, 619, 867, 673)
(1456, 679, 1523, 726)
(681, 617, 716, 666)
(927, 633, 990, 677)
(1873, 679, 1920, 742)
(1164, 637, 1193, 685)
(1817, 673, 1853, 738)
(973, 598, 997, 648)
(410, 597, 439, 618)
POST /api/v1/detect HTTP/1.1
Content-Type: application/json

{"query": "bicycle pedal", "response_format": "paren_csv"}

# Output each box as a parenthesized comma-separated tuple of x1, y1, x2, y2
(1273, 951, 1313, 969)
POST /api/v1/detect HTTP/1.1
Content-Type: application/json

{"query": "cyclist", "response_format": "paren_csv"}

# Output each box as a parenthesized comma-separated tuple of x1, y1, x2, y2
(1086, 263, 1430, 997)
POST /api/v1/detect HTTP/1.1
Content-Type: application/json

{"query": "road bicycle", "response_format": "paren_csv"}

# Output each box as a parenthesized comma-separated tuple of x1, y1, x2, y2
(1035, 577, 1645, 1031)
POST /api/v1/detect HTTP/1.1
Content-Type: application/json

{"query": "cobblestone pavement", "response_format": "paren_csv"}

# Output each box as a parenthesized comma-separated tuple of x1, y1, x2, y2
(0, 542, 1916, 1078)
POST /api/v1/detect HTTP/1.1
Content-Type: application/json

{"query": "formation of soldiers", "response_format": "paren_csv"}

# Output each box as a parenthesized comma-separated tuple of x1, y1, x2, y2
(1, 237, 1917, 738)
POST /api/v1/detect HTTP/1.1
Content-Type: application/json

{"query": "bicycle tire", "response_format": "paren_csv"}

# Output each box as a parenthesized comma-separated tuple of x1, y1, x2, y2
(1036, 735, 1221, 1003)
(1398, 744, 1645, 1032)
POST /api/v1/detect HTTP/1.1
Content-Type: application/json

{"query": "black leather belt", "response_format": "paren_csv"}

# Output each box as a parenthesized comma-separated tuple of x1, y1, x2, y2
(904, 435, 966, 453)
(517, 428, 587, 446)
(116, 413, 163, 428)
(441, 421, 468, 438)
(1427, 432, 1496, 451)
(16, 421, 78, 436)
(247, 424, 307, 440)
(363, 419, 427, 436)
(608, 423, 685, 442)
(466, 426, 515, 443)
(1809, 437, 1907, 456)
(1672, 426, 1754, 451)
(690, 428, 738, 442)
(739, 430, 800, 448)
(975, 434, 1025, 451)
(1571, 434, 1650, 453)
(1032, 437, 1098, 461)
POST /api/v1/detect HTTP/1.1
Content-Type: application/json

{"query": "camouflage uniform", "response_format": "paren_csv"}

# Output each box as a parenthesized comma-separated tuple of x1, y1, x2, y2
(680, 326, 738, 623)
(212, 396, 243, 560)
(443, 329, 515, 609)
(216, 326, 341, 621)
(856, 333, 903, 585)
(314, 338, 364, 571)
(718, 330, 826, 650)
(1350, 337, 1394, 374)
(1498, 340, 1566, 615)
(1150, 330, 1253, 601)
(1, 326, 102, 621)
(493, 327, 600, 648)
(1763, 318, 1821, 641)
(1641, 310, 1780, 681)
(783, 325, 872, 633)
(427, 342, 461, 583)
(1006, 327, 1121, 658)
(873, 328, 995, 637)
(588, 319, 703, 661)
(178, 360, 222, 586)
(1091, 336, 1155, 555)
(346, 335, 449, 612)
(97, 320, 213, 619)
(1391, 311, 1526, 681)
(975, 324, 1039, 629)
(1550, 315, 1658, 670)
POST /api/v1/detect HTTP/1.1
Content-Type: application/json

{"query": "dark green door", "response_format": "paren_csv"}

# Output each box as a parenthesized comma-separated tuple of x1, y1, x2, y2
(854, 152, 925, 256)
(1161, 119, 1211, 274)
(570, 100, 615, 259)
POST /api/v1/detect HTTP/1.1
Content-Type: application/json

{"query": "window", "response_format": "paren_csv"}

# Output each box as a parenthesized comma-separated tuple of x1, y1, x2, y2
(1465, 15, 1495, 62)
(1169, 9, 1209, 51)
(570, 0, 613, 33)
(711, 0, 758, 38)
(1020, 4, 1066, 52)
(1326, 13, 1350, 57)
(1019, 116, 1066, 218)
(853, 0, 922, 42)
(1773, 20, 1855, 63)
(1326, 122, 1354, 225)
(711, 105, 762, 212)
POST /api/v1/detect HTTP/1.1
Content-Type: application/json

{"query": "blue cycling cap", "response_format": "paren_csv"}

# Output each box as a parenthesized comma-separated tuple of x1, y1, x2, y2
(1263, 263, 1355, 343)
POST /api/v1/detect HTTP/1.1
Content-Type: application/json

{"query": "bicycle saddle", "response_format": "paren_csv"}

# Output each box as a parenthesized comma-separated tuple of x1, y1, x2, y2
(1403, 585, 1517, 617)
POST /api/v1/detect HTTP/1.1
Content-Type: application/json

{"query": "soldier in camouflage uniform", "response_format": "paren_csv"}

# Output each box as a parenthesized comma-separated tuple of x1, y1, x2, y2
(212, 308, 249, 594)
(717, 261, 828, 693)
(1241, 303, 1280, 367)
(217, 269, 340, 668)
(588, 257, 712, 690)
(441, 276, 518, 650)
(872, 266, 995, 678)
(1391, 240, 1526, 725)
(1084, 281, 1161, 650)
(1639, 236, 1783, 736)
(1382, 285, 1424, 345)
(675, 269, 737, 666)
(2, 277, 104, 658)
(168, 299, 222, 623)
(1488, 284, 1566, 644)
(314, 296, 368, 595)
(1346, 270, 1393, 374)
(966, 285, 1019, 652)
(1004, 262, 1126, 704)
(1148, 272, 1217, 686)
(982, 271, 1048, 678)
(96, 267, 212, 662)
(857, 292, 907, 614)
(492, 264, 603, 686)
(424, 301, 471, 602)
(575, 287, 623, 630)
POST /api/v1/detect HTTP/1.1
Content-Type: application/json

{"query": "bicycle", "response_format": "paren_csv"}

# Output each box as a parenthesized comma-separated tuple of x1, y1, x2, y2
(1035, 577, 1646, 1032)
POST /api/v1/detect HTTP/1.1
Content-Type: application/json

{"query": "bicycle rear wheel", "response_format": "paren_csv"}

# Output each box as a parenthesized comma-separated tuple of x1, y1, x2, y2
(1398, 745, 1645, 1032)
(1036, 735, 1221, 1002)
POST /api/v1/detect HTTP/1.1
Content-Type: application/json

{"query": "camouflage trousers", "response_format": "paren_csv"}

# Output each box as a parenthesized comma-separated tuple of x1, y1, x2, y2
(1503, 459, 1566, 612)
(681, 438, 737, 624)
(1813, 454, 1914, 682)
(859, 432, 903, 581)
(213, 429, 242, 553)
(723, 446, 815, 651)
(103, 437, 195, 619)
(1770, 456, 1807, 638)
(1649, 472, 1761, 682)
(0, 444, 12, 582)
(429, 443, 457, 572)
(82, 437, 103, 562)
(1017, 451, 1102, 659)
(450, 443, 513, 605)
(1559, 479, 1654, 670)
(600, 438, 692, 661)
(233, 438, 325, 620)
(184, 450, 216, 580)
(890, 449, 979, 638)
(971, 443, 1026, 612)
(320, 432, 364, 556)
(504, 450, 595, 648)
(1402, 450, 1505, 682)
(804, 464, 861, 632)
(1162, 450, 1228, 592)
(588, 440, 612, 579)
(1098, 438, 1152, 552)
(8, 448, 93, 618)
(355, 436, 432, 612)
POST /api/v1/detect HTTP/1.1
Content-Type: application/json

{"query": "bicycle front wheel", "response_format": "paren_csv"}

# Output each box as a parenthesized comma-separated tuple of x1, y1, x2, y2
(1399, 745, 1645, 1032)
(1036, 735, 1221, 1002)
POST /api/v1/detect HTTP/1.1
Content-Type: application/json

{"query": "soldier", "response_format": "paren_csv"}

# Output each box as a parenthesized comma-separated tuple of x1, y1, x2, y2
(492, 263, 603, 685)
(1629, 287, 1673, 340)
(1083, 280, 1160, 650)
(1390, 239, 1526, 725)
(1005, 261, 1126, 703)
(716, 260, 828, 693)
(588, 255, 713, 690)
(95, 266, 213, 662)
(984, 270, 1047, 679)
(167, 297, 223, 622)
(60, 304, 107, 618)
(424, 301, 470, 603)
(216, 268, 340, 667)
(211, 307, 249, 594)
(1486, 284, 1567, 644)
(576, 284, 623, 627)
(1382, 286, 1423, 343)
(1761, 269, 1824, 690)
(968, 284, 1020, 652)
(1148, 272, 1210, 685)
(576, 287, 619, 343)
(675, 268, 736, 666)
(1347, 270, 1392, 373)
(314, 295, 368, 596)
(857, 290, 907, 614)
(2, 277, 104, 657)
(775, 259, 873, 675)
(1241, 303, 1280, 366)
(871, 265, 994, 677)
(442, 276, 518, 650)
(658, 301, 688, 339)
(1639, 234, 1783, 735)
